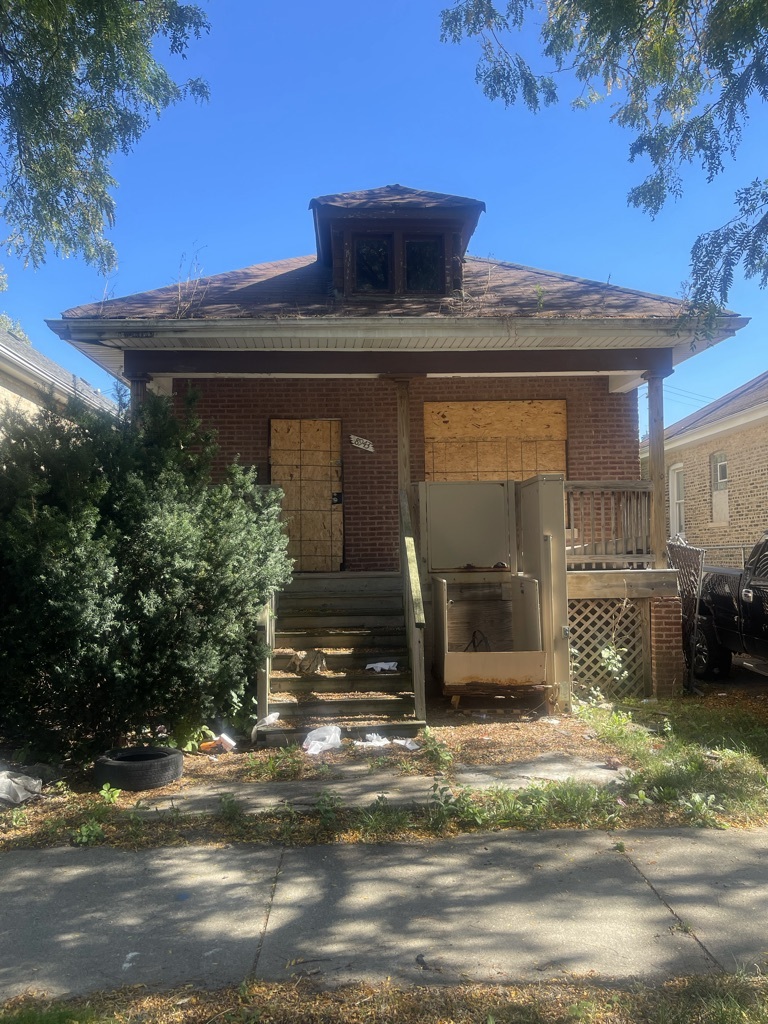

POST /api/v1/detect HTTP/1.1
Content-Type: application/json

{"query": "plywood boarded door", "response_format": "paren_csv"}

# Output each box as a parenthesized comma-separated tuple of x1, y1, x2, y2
(424, 400, 567, 481)
(270, 419, 343, 572)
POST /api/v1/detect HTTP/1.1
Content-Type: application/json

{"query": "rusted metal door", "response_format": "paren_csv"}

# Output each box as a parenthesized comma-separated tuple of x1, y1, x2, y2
(270, 419, 343, 572)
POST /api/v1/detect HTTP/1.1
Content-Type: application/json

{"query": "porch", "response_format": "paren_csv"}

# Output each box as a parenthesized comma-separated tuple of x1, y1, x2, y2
(256, 479, 682, 739)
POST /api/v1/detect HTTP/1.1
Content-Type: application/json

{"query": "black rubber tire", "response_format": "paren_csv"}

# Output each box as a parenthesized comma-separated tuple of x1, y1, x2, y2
(93, 746, 184, 791)
(692, 619, 733, 680)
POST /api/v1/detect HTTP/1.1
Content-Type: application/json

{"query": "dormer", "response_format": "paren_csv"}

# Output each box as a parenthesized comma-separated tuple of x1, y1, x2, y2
(309, 185, 485, 299)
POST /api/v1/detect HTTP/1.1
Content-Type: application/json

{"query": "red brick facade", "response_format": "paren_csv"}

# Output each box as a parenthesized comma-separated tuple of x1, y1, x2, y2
(174, 375, 639, 571)
(649, 596, 686, 697)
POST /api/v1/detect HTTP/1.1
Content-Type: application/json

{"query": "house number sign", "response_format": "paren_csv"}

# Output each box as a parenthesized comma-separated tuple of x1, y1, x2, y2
(349, 435, 374, 453)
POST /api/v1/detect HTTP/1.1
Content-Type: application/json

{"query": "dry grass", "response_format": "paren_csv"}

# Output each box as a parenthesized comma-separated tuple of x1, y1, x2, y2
(5, 975, 768, 1024)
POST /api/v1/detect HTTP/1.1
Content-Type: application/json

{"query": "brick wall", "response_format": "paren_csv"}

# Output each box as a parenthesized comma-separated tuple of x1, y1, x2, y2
(649, 596, 685, 697)
(173, 375, 639, 570)
(662, 419, 768, 554)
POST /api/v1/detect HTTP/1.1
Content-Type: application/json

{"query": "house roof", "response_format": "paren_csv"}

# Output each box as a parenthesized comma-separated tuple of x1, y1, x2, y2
(309, 184, 486, 212)
(60, 254, 695, 322)
(0, 327, 113, 411)
(664, 371, 768, 442)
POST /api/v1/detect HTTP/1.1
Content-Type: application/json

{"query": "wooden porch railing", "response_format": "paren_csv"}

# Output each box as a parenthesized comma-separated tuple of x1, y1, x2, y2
(565, 481, 653, 568)
(399, 489, 426, 722)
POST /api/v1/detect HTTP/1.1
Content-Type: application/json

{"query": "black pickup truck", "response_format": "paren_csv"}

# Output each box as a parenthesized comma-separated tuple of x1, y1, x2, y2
(694, 532, 768, 678)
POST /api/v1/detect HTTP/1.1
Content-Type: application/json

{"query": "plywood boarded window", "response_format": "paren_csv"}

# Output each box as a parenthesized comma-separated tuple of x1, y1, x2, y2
(424, 401, 567, 481)
(270, 419, 343, 572)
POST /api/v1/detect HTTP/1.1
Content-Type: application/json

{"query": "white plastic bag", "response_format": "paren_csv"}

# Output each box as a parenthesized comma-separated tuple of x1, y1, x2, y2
(251, 712, 281, 743)
(0, 771, 42, 806)
(353, 733, 391, 748)
(302, 725, 342, 755)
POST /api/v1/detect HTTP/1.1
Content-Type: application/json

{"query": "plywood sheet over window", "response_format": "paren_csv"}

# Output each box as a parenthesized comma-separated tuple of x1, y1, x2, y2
(270, 419, 343, 572)
(424, 401, 566, 482)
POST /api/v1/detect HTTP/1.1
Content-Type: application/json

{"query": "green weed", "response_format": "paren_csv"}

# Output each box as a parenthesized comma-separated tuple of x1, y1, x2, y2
(421, 727, 453, 771)
(71, 819, 105, 846)
(355, 795, 410, 839)
(219, 792, 245, 822)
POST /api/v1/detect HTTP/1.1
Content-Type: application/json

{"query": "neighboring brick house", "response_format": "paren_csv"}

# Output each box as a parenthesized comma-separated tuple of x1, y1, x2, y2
(641, 372, 768, 566)
(49, 185, 749, 713)
(0, 326, 112, 417)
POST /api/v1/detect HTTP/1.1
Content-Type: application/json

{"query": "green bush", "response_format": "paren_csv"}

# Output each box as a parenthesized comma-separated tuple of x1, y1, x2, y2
(0, 393, 291, 760)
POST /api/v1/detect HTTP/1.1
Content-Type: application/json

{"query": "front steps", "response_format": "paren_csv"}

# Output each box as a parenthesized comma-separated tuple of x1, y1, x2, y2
(265, 573, 425, 742)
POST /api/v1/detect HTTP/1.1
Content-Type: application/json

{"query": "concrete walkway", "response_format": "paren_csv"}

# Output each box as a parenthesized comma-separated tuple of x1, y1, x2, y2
(2, 827, 767, 1000)
(137, 754, 628, 816)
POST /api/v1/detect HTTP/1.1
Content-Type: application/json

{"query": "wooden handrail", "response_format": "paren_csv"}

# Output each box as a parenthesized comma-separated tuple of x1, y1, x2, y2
(399, 489, 425, 628)
(399, 489, 426, 722)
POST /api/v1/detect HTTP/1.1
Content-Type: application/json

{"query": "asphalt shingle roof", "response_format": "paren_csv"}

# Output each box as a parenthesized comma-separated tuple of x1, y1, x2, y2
(62, 255, 691, 322)
(664, 371, 768, 440)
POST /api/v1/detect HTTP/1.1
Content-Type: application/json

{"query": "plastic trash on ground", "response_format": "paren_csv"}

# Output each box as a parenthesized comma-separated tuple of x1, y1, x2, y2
(0, 771, 43, 806)
(199, 733, 237, 755)
(251, 712, 280, 743)
(392, 738, 420, 751)
(353, 733, 390, 748)
(365, 661, 398, 672)
(302, 725, 342, 755)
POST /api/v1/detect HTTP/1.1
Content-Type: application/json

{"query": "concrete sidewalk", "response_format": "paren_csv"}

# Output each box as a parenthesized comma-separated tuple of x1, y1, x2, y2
(2, 827, 767, 1001)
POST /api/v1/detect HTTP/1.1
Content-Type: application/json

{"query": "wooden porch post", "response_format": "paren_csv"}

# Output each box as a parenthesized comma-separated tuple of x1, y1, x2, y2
(395, 377, 411, 493)
(644, 372, 668, 568)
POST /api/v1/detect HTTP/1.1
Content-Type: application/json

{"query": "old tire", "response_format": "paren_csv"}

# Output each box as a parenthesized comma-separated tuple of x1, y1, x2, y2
(93, 746, 183, 792)
(693, 619, 732, 680)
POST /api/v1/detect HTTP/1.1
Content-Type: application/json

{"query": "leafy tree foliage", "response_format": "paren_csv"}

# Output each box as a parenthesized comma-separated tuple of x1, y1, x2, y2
(441, 0, 768, 307)
(0, 0, 209, 274)
(0, 395, 292, 760)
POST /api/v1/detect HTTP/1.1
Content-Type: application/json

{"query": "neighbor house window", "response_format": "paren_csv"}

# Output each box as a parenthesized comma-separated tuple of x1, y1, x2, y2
(710, 451, 729, 523)
(354, 236, 391, 292)
(669, 464, 685, 537)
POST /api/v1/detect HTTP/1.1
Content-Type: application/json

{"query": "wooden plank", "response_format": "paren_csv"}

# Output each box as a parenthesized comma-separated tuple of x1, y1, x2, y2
(567, 569, 679, 599)
(127, 347, 676, 377)
(443, 650, 547, 688)
(424, 400, 567, 441)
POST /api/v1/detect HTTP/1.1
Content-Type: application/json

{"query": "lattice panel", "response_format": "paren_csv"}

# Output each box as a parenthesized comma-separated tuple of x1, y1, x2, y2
(568, 598, 649, 700)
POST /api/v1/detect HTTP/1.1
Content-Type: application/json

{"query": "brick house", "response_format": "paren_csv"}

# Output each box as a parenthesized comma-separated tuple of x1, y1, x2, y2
(48, 185, 748, 730)
(641, 371, 768, 567)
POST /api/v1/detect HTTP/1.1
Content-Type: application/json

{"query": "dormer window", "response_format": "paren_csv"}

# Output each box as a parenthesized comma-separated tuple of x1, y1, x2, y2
(354, 236, 391, 292)
(350, 231, 447, 296)
(310, 184, 486, 300)
(405, 236, 442, 293)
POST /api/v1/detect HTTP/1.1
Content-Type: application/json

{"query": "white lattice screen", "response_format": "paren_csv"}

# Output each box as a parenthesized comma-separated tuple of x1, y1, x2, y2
(568, 598, 650, 700)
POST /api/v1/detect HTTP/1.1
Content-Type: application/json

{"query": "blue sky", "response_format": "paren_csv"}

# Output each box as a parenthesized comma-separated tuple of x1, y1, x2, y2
(1, 0, 762, 433)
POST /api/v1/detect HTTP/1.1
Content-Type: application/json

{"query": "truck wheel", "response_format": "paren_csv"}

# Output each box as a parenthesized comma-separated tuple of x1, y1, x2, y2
(693, 619, 732, 680)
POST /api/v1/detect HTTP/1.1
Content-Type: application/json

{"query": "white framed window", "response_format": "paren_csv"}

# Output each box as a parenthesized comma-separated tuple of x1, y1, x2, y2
(710, 451, 729, 523)
(669, 463, 685, 538)
(711, 451, 728, 490)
